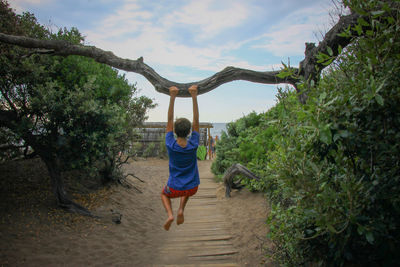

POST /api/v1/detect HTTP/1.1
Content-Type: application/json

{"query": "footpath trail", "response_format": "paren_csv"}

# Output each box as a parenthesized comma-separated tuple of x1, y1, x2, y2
(1, 158, 269, 266)
(152, 161, 239, 267)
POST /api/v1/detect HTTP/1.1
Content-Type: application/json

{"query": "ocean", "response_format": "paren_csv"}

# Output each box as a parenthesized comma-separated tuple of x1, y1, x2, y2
(210, 123, 228, 138)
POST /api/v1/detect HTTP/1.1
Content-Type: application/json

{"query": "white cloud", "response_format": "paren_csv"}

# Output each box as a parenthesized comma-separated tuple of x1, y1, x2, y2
(86, 26, 270, 78)
(83, 0, 266, 77)
(86, 1, 152, 40)
(165, 0, 250, 39)
(9, 0, 52, 13)
(251, 5, 332, 57)
(252, 24, 318, 57)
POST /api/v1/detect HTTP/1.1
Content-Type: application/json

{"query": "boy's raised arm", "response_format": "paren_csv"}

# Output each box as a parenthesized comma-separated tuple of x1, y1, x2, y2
(189, 85, 199, 133)
(166, 86, 179, 133)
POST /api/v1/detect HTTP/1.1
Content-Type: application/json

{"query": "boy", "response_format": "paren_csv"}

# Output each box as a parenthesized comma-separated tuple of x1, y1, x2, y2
(161, 84, 200, 231)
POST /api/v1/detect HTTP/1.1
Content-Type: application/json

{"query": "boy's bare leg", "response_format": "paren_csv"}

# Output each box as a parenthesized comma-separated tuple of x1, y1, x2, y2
(177, 196, 189, 225)
(161, 193, 174, 230)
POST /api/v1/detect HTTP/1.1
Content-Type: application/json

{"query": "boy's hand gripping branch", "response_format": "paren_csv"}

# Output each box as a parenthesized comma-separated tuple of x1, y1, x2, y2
(169, 86, 179, 98)
(188, 85, 198, 98)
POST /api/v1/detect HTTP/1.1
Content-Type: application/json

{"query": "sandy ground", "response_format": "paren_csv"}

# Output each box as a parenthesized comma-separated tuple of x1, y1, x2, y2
(0, 158, 272, 266)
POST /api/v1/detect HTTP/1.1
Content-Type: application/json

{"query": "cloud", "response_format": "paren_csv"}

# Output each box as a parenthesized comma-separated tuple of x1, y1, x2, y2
(84, 0, 269, 77)
(251, 4, 332, 57)
(164, 0, 250, 40)
(9, 0, 52, 13)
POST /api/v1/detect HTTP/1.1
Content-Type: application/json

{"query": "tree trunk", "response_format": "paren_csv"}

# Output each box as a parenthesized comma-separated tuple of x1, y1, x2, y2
(42, 155, 93, 216)
(1, 110, 93, 216)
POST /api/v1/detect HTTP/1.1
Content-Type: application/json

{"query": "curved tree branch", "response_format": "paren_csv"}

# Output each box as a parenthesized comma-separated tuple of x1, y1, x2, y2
(0, 12, 360, 99)
(0, 32, 296, 96)
(223, 163, 260, 198)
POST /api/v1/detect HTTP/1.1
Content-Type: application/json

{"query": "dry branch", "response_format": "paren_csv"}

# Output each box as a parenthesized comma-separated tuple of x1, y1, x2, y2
(223, 163, 260, 198)
(0, 11, 360, 99)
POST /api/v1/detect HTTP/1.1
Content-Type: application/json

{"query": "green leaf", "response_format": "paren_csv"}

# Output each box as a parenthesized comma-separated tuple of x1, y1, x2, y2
(338, 130, 350, 138)
(375, 94, 384, 106)
(353, 24, 363, 35)
(366, 30, 374, 36)
(319, 92, 327, 101)
(276, 71, 292, 79)
(338, 45, 343, 54)
(357, 17, 370, 27)
(322, 58, 334, 66)
(327, 224, 337, 233)
(319, 125, 332, 145)
(371, 10, 385, 17)
(357, 225, 364, 235)
(320, 181, 327, 189)
(333, 134, 340, 142)
(366, 232, 374, 244)
(327, 46, 333, 57)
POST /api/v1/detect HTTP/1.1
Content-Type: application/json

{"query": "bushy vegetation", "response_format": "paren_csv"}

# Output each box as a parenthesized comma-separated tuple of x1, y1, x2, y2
(212, 1, 400, 265)
(0, 1, 155, 212)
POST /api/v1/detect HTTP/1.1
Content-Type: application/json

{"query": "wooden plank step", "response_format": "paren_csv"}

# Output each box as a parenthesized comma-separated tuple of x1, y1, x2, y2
(189, 201, 217, 205)
(158, 240, 234, 247)
(165, 235, 232, 242)
(159, 245, 234, 252)
(188, 250, 238, 258)
(171, 228, 229, 233)
(152, 263, 239, 267)
(166, 232, 231, 238)
(169, 233, 231, 239)
(173, 224, 229, 229)
(191, 195, 217, 199)
(188, 203, 217, 207)
(179, 219, 226, 223)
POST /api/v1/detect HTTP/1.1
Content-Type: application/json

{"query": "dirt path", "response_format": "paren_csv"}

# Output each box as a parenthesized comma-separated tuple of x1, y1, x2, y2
(0, 158, 272, 266)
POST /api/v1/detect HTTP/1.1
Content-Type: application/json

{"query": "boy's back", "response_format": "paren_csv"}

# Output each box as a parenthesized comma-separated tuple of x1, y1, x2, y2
(165, 130, 200, 190)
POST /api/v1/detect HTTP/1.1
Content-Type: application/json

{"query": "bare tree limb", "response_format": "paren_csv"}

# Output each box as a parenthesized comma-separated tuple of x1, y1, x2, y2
(223, 163, 260, 198)
(0, 12, 360, 99)
(0, 32, 296, 96)
(126, 173, 145, 183)
(297, 12, 360, 102)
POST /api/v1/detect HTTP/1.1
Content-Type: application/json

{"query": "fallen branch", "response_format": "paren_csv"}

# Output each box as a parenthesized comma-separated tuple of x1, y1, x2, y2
(126, 173, 145, 183)
(223, 163, 260, 197)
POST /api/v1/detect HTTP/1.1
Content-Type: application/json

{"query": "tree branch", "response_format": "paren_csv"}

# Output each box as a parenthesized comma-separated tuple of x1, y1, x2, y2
(298, 12, 360, 102)
(0, 33, 295, 96)
(223, 163, 260, 198)
(0, 12, 360, 98)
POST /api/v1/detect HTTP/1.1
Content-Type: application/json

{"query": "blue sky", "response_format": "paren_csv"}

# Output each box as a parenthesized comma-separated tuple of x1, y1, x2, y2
(11, 0, 335, 123)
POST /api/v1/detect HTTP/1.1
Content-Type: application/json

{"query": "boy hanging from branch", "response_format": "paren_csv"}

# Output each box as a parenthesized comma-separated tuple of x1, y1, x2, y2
(161, 85, 200, 231)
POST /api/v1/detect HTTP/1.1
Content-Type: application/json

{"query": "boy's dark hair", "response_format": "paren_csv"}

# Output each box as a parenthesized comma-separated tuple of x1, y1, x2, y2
(174, 118, 191, 138)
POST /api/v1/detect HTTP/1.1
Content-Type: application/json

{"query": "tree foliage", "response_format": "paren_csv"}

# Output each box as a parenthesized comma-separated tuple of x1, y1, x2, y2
(0, 0, 155, 214)
(212, 0, 400, 265)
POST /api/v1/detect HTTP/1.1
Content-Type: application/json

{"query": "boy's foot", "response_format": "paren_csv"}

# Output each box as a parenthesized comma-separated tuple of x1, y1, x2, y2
(164, 216, 174, 231)
(177, 211, 184, 225)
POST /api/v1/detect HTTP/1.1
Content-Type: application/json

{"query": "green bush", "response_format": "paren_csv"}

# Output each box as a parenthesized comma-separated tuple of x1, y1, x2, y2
(212, 1, 400, 265)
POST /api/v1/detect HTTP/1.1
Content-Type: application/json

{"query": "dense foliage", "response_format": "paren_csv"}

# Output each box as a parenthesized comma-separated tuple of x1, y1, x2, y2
(212, 0, 400, 265)
(0, 1, 155, 210)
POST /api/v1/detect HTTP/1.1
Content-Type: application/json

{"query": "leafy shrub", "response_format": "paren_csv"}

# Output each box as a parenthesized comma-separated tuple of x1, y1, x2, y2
(212, 1, 400, 265)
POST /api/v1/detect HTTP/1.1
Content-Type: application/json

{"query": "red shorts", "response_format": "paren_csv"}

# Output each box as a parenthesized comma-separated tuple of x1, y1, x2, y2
(162, 185, 198, 198)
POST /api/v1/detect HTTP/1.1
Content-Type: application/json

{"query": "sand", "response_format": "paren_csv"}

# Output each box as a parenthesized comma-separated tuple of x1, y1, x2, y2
(0, 158, 273, 266)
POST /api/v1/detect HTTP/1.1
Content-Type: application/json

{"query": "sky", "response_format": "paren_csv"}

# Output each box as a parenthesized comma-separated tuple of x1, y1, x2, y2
(10, 0, 336, 123)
